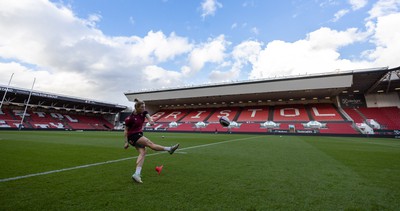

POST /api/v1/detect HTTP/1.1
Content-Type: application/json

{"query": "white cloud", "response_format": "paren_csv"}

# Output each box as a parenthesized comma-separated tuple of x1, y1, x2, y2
(87, 13, 102, 28)
(307, 27, 367, 49)
(364, 13, 400, 67)
(247, 0, 400, 79)
(208, 40, 262, 82)
(0, 62, 101, 101)
(349, 0, 368, 10)
(129, 16, 135, 25)
(231, 23, 238, 29)
(0, 0, 193, 105)
(0, 0, 399, 106)
(319, 0, 340, 8)
(133, 31, 193, 62)
(232, 40, 262, 63)
(359, 0, 400, 68)
(248, 27, 371, 78)
(200, 0, 222, 19)
(208, 69, 240, 82)
(332, 9, 349, 22)
(232, 40, 262, 75)
(330, 0, 367, 22)
(251, 27, 260, 35)
(0, 1, 103, 75)
(0, 62, 38, 88)
(367, 0, 400, 20)
(186, 35, 228, 75)
(242, 1, 255, 8)
(142, 65, 183, 86)
(331, 0, 367, 22)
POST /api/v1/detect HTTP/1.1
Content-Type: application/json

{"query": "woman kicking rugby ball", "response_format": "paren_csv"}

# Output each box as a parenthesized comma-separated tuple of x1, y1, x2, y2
(124, 98, 179, 183)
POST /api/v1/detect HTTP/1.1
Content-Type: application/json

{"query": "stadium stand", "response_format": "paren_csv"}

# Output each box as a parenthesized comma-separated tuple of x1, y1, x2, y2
(124, 66, 400, 137)
(0, 107, 118, 130)
(126, 100, 399, 136)
(273, 104, 310, 122)
(202, 123, 231, 132)
(0, 107, 19, 128)
(319, 123, 359, 134)
(207, 107, 240, 122)
(149, 110, 167, 122)
(155, 109, 189, 123)
(343, 108, 365, 123)
(236, 106, 269, 122)
(357, 107, 400, 130)
(308, 104, 345, 121)
(231, 123, 268, 133)
(2, 66, 399, 137)
(20, 111, 72, 129)
(278, 123, 305, 130)
(179, 108, 214, 122)
(0, 85, 126, 130)
(167, 122, 195, 131)
(65, 114, 114, 130)
(141, 104, 366, 134)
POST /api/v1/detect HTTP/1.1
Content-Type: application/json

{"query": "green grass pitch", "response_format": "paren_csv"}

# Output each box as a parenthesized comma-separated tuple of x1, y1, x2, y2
(1, 131, 400, 210)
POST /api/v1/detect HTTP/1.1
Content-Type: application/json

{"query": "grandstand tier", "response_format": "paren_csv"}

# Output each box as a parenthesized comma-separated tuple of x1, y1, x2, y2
(0, 85, 126, 130)
(207, 107, 240, 122)
(132, 103, 398, 135)
(273, 105, 310, 122)
(2, 66, 399, 136)
(236, 106, 269, 122)
(178, 108, 214, 122)
(0, 108, 115, 130)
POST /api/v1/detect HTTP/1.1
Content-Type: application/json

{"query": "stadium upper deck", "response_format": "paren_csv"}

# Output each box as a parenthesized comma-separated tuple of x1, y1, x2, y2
(0, 85, 126, 114)
(125, 66, 400, 113)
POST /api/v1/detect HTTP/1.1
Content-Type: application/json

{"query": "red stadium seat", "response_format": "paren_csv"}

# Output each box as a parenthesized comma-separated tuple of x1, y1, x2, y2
(273, 105, 309, 121)
(236, 106, 269, 122)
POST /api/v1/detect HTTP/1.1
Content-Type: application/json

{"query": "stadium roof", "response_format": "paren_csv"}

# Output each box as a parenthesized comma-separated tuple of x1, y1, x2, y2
(0, 86, 127, 114)
(125, 66, 400, 108)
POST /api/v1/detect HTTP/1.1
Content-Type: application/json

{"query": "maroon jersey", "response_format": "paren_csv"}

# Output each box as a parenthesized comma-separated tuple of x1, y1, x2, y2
(124, 111, 149, 135)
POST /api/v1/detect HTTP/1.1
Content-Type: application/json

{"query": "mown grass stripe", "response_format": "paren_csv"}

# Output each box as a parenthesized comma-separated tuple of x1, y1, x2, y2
(0, 136, 259, 182)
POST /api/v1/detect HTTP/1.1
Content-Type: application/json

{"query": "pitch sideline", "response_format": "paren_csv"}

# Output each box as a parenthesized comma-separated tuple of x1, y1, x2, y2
(0, 136, 260, 182)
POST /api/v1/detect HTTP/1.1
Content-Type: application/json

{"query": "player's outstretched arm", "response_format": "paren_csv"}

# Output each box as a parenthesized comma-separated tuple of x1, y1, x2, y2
(123, 126, 129, 149)
(146, 113, 155, 125)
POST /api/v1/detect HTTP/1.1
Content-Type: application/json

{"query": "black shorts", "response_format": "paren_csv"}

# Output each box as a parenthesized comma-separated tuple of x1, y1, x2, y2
(127, 132, 145, 148)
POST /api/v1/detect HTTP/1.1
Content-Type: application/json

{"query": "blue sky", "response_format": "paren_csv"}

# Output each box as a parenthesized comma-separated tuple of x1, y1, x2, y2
(0, 0, 399, 106)
(66, 0, 372, 55)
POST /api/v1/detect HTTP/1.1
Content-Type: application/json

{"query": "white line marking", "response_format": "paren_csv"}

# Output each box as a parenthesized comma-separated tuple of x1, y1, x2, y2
(178, 136, 258, 151)
(0, 157, 137, 182)
(0, 136, 259, 182)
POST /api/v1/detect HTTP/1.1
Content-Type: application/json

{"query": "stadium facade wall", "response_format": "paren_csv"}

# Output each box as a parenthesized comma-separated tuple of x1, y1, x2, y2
(365, 93, 400, 108)
(126, 75, 353, 102)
